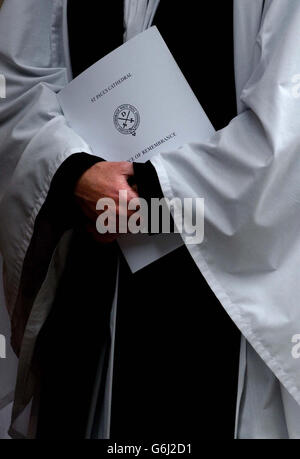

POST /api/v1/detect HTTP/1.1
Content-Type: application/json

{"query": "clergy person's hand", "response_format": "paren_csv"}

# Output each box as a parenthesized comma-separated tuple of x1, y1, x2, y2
(74, 161, 138, 243)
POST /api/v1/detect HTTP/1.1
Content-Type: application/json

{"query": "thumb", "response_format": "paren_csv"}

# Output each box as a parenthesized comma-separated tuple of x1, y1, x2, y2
(120, 161, 134, 178)
(119, 175, 139, 201)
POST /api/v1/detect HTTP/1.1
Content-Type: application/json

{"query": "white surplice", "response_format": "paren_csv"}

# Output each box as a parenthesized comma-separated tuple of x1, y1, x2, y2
(1, 0, 300, 439)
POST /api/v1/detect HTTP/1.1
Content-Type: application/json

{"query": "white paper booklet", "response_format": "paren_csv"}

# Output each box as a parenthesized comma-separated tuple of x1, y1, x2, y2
(58, 26, 214, 272)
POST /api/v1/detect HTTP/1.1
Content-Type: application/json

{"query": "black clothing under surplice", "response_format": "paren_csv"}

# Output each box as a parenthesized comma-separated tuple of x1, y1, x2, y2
(37, 0, 240, 439)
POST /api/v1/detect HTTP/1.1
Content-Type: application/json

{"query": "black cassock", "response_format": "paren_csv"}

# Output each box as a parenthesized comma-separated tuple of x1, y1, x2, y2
(37, 0, 240, 439)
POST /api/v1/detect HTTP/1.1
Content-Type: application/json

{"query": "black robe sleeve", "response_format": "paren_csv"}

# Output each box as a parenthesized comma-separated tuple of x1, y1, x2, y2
(133, 161, 174, 233)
